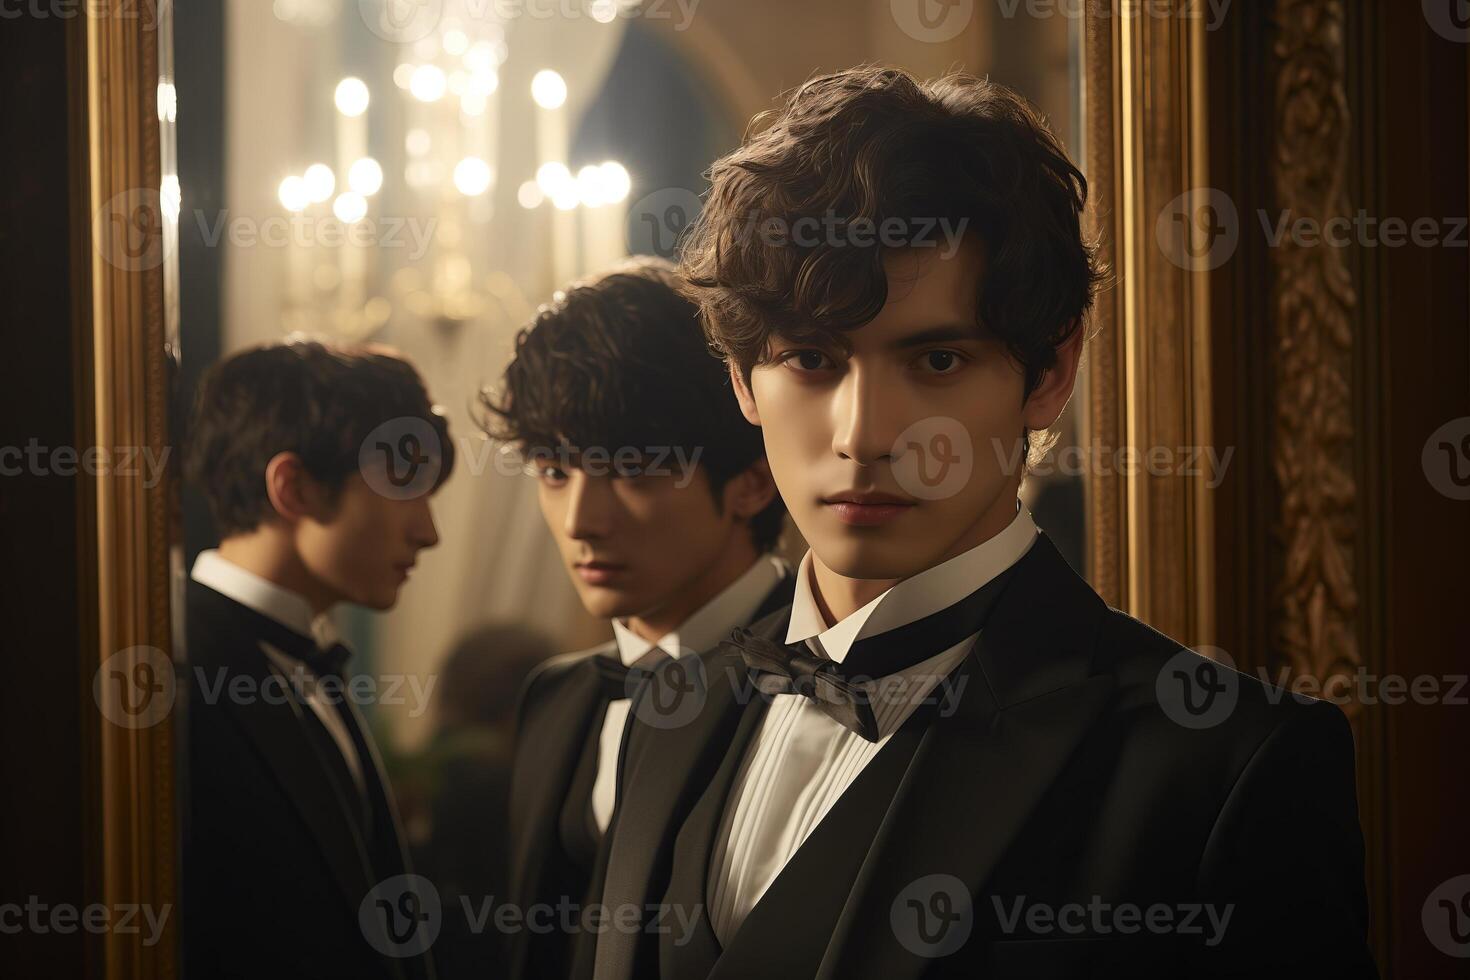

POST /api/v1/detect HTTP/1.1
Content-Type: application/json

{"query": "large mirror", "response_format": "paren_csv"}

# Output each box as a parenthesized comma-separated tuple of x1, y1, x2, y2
(49, 1, 1470, 976)
(165, 1, 1088, 974)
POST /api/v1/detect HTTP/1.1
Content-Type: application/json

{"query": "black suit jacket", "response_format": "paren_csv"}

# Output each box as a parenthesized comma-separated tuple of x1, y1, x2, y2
(182, 579, 435, 980)
(506, 574, 795, 980)
(593, 534, 1376, 979)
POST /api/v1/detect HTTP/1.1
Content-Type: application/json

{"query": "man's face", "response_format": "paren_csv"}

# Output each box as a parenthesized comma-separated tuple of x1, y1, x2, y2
(733, 240, 1066, 582)
(534, 458, 746, 623)
(296, 473, 442, 610)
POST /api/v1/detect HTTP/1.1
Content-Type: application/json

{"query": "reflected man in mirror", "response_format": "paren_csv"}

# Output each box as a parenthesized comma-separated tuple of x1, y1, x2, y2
(182, 340, 452, 980)
(481, 258, 795, 980)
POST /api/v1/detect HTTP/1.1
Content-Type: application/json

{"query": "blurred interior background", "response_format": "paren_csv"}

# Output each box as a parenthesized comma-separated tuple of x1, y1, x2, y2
(174, 0, 1087, 752)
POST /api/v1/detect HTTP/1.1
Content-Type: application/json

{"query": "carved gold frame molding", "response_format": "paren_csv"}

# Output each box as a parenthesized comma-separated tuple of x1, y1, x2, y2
(74, 1, 180, 977)
(1083, 0, 1217, 645)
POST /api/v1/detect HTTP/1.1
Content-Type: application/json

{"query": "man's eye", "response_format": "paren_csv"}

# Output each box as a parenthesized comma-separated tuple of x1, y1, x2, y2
(535, 465, 568, 484)
(917, 349, 966, 375)
(782, 349, 835, 372)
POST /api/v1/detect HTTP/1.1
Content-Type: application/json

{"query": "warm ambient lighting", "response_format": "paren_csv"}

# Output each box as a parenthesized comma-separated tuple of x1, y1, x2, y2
(410, 64, 447, 103)
(278, 176, 309, 213)
(518, 181, 545, 209)
(531, 70, 567, 110)
(453, 157, 494, 196)
(333, 191, 368, 224)
(334, 77, 370, 117)
(348, 158, 384, 196)
(302, 164, 335, 203)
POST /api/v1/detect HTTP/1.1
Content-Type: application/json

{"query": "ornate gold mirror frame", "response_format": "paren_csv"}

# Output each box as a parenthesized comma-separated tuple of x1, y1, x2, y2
(70, 2, 1237, 975)
(73, 1, 179, 977)
(1082, 0, 1217, 647)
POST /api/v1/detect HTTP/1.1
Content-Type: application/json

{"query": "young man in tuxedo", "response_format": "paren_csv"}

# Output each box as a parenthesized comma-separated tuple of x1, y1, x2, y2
(183, 341, 451, 980)
(482, 258, 794, 980)
(592, 68, 1376, 979)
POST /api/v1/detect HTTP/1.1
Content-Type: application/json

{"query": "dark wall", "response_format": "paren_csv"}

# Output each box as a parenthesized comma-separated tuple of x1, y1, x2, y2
(0, 11, 93, 979)
(175, 0, 226, 567)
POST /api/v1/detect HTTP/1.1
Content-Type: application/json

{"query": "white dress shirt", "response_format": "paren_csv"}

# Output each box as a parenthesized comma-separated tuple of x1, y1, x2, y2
(707, 506, 1039, 944)
(590, 554, 788, 833)
(190, 549, 366, 796)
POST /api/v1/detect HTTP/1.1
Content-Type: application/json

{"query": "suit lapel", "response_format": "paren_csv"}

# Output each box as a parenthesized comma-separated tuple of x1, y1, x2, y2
(594, 619, 782, 980)
(188, 581, 420, 980)
(506, 653, 609, 911)
(196, 633, 384, 923)
(815, 534, 1116, 980)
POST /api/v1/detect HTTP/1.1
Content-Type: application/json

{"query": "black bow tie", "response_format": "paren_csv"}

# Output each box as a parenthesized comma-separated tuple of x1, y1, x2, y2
(726, 628, 883, 741)
(310, 641, 353, 680)
(727, 564, 1022, 741)
(593, 649, 672, 702)
(253, 612, 354, 680)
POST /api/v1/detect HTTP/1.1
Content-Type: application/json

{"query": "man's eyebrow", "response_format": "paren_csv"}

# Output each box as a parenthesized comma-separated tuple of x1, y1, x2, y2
(888, 323, 984, 349)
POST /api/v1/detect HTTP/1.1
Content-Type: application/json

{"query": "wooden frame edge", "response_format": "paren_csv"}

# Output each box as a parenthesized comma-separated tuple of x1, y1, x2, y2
(77, 2, 180, 978)
(1082, 0, 1217, 645)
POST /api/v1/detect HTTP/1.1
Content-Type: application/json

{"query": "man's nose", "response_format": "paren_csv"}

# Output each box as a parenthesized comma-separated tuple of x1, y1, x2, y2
(563, 470, 613, 540)
(830, 365, 901, 466)
(413, 498, 440, 549)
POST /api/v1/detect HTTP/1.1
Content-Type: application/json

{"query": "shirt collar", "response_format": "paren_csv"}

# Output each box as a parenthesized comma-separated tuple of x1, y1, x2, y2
(190, 549, 341, 649)
(785, 503, 1038, 663)
(612, 554, 789, 666)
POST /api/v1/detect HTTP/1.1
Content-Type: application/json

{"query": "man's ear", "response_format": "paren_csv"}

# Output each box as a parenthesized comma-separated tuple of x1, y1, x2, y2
(728, 361, 761, 426)
(723, 456, 779, 522)
(263, 452, 332, 524)
(1021, 321, 1085, 431)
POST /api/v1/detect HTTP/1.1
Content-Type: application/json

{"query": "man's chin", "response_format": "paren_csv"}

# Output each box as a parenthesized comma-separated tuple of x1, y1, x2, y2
(573, 584, 642, 621)
(808, 535, 939, 582)
(360, 588, 399, 611)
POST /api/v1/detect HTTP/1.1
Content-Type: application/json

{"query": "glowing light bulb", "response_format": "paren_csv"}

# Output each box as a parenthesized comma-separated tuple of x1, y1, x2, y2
(409, 64, 447, 102)
(303, 163, 335, 203)
(334, 77, 370, 117)
(531, 70, 567, 110)
(278, 176, 309, 212)
(348, 158, 383, 196)
(518, 181, 545, 209)
(333, 191, 367, 224)
(600, 161, 631, 203)
(453, 157, 494, 196)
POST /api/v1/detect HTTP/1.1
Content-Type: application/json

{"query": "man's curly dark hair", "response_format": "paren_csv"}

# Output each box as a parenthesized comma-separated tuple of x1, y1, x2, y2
(679, 65, 1103, 402)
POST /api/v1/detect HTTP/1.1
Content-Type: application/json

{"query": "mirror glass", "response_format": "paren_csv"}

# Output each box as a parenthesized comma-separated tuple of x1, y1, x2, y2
(171, 1, 1088, 973)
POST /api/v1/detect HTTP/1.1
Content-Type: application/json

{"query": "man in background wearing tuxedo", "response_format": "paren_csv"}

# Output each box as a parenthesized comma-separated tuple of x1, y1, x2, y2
(481, 258, 794, 980)
(183, 341, 452, 980)
(592, 68, 1376, 979)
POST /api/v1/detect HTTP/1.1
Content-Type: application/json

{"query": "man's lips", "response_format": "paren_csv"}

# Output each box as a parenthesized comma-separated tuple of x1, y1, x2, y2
(574, 560, 627, 585)
(821, 491, 918, 527)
